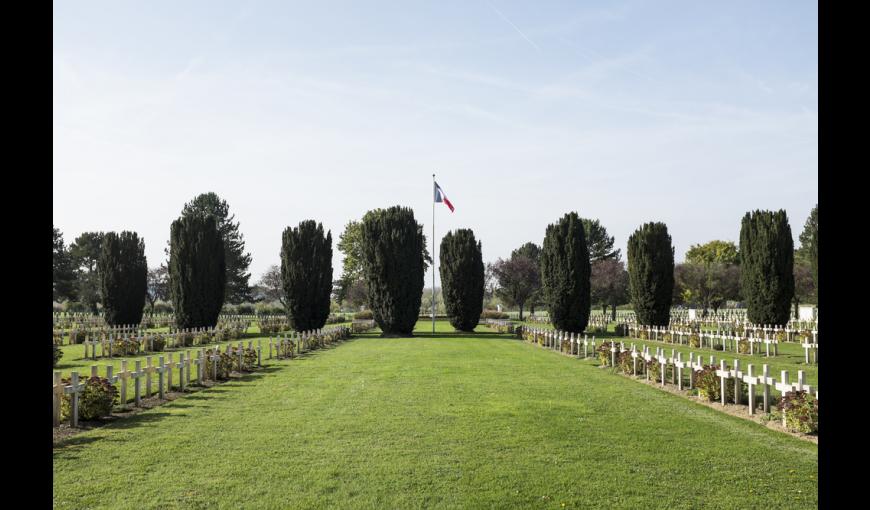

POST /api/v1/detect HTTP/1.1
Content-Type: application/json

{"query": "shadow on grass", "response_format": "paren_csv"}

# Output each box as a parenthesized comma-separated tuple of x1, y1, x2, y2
(353, 332, 518, 341)
(52, 365, 285, 448)
(54, 411, 181, 452)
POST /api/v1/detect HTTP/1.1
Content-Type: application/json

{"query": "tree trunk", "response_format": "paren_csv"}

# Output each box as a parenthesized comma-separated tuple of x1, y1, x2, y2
(519, 304, 524, 321)
(610, 302, 617, 322)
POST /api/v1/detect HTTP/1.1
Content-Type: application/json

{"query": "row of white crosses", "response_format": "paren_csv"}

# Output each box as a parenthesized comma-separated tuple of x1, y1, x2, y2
(625, 324, 818, 364)
(80, 323, 261, 360)
(267, 326, 352, 360)
(525, 327, 819, 421)
(53, 340, 267, 428)
(521, 327, 599, 359)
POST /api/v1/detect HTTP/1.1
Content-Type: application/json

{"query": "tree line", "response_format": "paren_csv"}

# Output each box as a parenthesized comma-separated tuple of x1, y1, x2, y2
(53, 193, 818, 332)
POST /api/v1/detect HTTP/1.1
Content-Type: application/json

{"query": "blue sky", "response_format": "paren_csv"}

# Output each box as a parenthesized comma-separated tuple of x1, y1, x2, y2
(53, 1, 817, 287)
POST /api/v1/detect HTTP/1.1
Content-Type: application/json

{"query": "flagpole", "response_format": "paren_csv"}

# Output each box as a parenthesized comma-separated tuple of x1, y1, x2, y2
(432, 173, 436, 334)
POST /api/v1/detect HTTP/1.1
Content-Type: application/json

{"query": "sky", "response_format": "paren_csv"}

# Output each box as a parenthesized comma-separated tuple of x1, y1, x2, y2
(53, 1, 817, 288)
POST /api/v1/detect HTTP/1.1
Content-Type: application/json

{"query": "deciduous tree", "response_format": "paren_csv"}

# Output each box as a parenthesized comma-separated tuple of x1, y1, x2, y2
(492, 256, 539, 320)
(590, 258, 629, 321)
(146, 265, 170, 315)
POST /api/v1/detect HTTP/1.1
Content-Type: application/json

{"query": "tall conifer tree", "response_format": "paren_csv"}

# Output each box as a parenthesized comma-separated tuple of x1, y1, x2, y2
(541, 212, 591, 333)
(280, 220, 334, 331)
(360, 206, 426, 335)
(98, 231, 148, 325)
(627, 222, 674, 326)
(169, 215, 226, 329)
(439, 229, 485, 332)
(739, 210, 794, 325)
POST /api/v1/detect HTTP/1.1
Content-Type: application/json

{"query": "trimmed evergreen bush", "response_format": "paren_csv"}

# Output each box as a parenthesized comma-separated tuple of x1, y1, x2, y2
(439, 229, 485, 331)
(360, 206, 426, 335)
(169, 215, 226, 329)
(541, 212, 591, 333)
(739, 210, 795, 325)
(627, 222, 674, 326)
(98, 231, 148, 326)
(280, 220, 334, 331)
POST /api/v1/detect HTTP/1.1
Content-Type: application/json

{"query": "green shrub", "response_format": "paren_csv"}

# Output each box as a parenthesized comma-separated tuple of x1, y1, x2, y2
(353, 310, 373, 320)
(148, 335, 166, 352)
(695, 365, 727, 401)
(177, 331, 194, 347)
(616, 350, 634, 375)
(112, 337, 139, 356)
(778, 391, 818, 434)
(62, 376, 118, 421)
(202, 349, 233, 380)
(694, 365, 747, 402)
(53, 344, 63, 368)
(597, 341, 615, 366)
(480, 310, 509, 320)
(242, 348, 258, 371)
(237, 303, 256, 315)
(646, 357, 666, 380)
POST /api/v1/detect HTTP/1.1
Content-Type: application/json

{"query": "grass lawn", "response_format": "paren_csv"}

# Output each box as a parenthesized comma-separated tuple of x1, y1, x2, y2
(53, 321, 817, 509)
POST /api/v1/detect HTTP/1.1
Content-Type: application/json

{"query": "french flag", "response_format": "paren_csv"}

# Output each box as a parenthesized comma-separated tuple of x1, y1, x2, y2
(434, 181, 454, 212)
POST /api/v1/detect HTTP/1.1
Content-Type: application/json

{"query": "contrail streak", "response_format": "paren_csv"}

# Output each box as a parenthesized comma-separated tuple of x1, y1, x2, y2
(485, 0, 540, 51)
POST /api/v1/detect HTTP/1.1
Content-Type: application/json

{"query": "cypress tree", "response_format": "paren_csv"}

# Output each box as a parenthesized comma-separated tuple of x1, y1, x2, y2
(280, 220, 334, 331)
(439, 229, 485, 332)
(98, 231, 148, 326)
(627, 222, 674, 326)
(360, 206, 426, 335)
(178, 192, 253, 304)
(169, 215, 226, 329)
(541, 212, 591, 333)
(739, 210, 794, 325)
